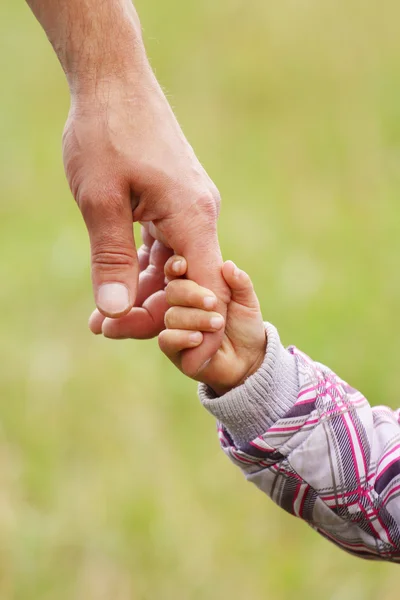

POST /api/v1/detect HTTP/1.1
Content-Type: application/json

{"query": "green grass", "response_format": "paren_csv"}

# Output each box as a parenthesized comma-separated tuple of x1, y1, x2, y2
(1, 1, 400, 598)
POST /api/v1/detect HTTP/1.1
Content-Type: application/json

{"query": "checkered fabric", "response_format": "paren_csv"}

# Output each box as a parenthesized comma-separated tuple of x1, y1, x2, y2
(217, 347, 400, 561)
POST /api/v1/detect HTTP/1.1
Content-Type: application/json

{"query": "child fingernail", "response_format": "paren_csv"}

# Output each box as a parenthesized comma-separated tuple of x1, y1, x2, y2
(203, 296, 216, 309)
(233, 264, 241, 278)
(172, 260, 183, 274)
(210, 316, 224, 329)
(189, 332, 202, 344)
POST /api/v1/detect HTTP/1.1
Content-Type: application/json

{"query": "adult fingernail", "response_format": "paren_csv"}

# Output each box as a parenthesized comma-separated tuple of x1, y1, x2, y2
(189, 332, 203, 344)
(210, 315, 224, 330)
(97, 283, 130, 315)
(204, 296, 217, 309)
(172, 260, 183, 274)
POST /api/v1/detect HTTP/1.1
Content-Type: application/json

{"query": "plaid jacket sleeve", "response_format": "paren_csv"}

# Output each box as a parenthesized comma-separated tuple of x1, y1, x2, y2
(199, 323, 400, 562)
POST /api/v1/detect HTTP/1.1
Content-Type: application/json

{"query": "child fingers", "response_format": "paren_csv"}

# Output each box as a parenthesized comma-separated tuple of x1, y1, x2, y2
(164, 255, 188, 280)
(158, 329, 203, 362)
(165, 306, 224, 332)
(222, 261, 260, 310)
(166, 279, 217, 310)
(88, 308, 105, 334)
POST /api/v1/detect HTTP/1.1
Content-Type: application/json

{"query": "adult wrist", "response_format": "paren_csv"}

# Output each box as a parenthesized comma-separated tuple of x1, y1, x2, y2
(66, 32, 149, 97)
(54, 1, 148, 97)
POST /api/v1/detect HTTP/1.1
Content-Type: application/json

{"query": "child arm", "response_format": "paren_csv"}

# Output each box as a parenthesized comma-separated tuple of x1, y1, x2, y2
(199, 323, 400, 561)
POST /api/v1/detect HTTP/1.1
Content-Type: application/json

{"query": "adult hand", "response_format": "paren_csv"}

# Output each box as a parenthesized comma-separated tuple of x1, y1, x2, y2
(27, 0, 229, 374)
(65, 74, 228, 374)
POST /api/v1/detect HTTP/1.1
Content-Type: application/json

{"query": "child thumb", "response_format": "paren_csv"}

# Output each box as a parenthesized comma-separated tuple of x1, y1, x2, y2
(222, 261, 260, 310)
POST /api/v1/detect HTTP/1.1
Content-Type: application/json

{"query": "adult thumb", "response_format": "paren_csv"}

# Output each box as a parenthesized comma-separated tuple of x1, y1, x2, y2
(80, 188, 138, 317)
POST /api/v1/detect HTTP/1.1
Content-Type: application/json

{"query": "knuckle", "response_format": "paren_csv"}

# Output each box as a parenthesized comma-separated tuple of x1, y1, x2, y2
(77, 183, 127, 225)
(164, 307, 174, 328)
(199, 313, 209, 328)
(158, 331, 168, 353)
(211, 186, 221, 215)
(165, 281, 178, 305)
(196, 192, 219, 222)
(163, 256, 173, 273)
(165, 284, 172, 305)
(187, 289, 198, 307)
(92, 248, 135, 270)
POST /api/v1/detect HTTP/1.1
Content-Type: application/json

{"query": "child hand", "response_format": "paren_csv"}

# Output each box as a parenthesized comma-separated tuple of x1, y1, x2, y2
(158, 257, 267, 396)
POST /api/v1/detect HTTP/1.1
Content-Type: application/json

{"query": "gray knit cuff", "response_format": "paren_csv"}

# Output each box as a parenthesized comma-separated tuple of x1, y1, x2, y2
(198, 323, 299, 447)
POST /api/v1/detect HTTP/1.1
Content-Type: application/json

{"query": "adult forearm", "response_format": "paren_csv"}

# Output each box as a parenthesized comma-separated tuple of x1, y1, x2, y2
(26, 0, 148, 94)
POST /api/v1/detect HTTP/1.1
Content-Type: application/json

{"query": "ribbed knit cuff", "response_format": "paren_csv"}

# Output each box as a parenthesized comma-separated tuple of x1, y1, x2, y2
(198, 323, 299, 447)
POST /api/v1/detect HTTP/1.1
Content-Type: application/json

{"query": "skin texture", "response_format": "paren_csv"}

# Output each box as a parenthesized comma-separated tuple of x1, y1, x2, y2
(25, 0, 229, 374)
(160, 256, 267, 394)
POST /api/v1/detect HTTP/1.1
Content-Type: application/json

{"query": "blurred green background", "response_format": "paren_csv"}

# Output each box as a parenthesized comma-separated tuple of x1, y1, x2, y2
(1, 1, 400, 598)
